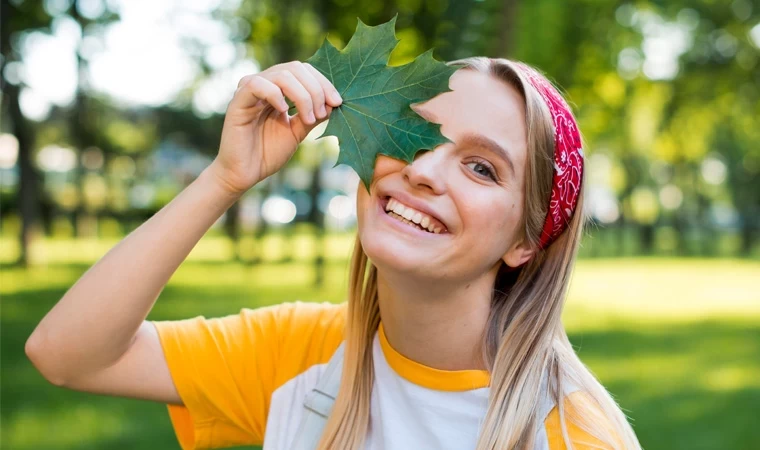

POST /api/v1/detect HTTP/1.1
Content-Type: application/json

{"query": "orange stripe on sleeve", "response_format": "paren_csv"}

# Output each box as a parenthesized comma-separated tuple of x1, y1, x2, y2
(152, 301, 347, 450)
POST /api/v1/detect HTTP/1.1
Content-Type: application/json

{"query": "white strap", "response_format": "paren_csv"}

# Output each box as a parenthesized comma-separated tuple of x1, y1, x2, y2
(289, 342, 345, 450)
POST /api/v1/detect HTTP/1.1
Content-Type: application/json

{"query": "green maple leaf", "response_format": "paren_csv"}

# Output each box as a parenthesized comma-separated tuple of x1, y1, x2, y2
(306, 16, 458, 189)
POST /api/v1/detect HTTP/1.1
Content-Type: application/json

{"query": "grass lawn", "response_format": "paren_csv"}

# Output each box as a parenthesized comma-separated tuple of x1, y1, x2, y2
(1, 237, 758, 449)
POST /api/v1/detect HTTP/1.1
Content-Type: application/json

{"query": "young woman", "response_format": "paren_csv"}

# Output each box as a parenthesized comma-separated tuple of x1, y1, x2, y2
(26, 57, 641, 450)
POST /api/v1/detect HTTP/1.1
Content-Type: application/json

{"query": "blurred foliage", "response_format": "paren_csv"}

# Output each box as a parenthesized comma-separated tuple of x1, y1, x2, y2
(2, 0, 759, 263)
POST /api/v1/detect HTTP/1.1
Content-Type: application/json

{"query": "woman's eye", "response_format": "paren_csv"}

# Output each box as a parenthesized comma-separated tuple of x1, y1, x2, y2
(465, 161, 497, 181)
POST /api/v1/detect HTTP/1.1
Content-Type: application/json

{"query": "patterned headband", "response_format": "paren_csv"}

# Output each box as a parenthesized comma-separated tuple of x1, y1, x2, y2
(514, 63, 584, 250)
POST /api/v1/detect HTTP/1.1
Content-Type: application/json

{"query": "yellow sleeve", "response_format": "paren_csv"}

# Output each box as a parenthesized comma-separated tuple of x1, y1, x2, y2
(544, 391, 617, 450)
(152, 301, 347, 450)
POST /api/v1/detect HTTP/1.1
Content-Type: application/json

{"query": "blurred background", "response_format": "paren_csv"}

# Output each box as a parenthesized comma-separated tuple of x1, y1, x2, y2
(1, 0, 758, 449)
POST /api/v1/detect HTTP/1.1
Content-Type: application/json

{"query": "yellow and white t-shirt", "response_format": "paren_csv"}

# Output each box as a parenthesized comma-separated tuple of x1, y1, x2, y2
(153, 301, 608, 450)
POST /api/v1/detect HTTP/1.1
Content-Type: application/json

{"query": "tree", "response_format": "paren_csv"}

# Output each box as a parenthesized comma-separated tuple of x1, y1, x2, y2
(1, 0, 51, 266)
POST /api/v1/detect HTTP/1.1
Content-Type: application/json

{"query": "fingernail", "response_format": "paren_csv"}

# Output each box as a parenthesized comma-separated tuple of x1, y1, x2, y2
(332, 91, 343, 104)
(319, 105, 327, 117)
(308, 110, 316, 123)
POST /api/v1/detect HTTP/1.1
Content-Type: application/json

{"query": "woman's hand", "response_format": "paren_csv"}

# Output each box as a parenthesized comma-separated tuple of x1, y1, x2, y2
(209, 61, 343, 195)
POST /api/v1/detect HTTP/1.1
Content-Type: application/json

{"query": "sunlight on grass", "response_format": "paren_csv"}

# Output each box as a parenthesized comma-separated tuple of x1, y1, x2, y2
(565, 258, 760, 327)
(702, 365, 760, 392)
(1, 265, 86, 295)
(0, 232, 356, 266)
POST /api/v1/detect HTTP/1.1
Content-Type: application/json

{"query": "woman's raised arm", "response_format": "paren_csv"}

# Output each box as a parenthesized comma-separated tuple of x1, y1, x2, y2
(24, 61, 342, 403)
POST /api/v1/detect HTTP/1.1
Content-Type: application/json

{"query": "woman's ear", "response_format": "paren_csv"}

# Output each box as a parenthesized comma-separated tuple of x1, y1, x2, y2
(501, 237, 536, 268)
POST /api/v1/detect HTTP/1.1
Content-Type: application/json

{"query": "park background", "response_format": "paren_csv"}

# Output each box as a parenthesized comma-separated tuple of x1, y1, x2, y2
(1, 0, 759, 449)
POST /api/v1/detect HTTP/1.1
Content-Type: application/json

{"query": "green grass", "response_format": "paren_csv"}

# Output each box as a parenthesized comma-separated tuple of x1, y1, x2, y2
(1, 239, 758, 449)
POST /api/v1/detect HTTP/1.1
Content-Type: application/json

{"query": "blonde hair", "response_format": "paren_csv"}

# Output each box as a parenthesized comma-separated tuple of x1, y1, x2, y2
(316, 57, 642, 450)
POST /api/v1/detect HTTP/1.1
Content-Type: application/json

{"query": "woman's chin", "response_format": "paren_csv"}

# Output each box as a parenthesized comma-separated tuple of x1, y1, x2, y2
(361, 237, 438, 275)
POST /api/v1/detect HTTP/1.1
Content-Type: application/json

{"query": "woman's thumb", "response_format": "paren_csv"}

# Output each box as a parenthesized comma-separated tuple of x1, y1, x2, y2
(290, 106, 334, 142)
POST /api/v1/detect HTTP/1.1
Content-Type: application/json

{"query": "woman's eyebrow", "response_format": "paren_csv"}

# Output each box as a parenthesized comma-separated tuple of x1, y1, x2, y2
(457, 132, 516, 177)
(414, 107, 516, 176)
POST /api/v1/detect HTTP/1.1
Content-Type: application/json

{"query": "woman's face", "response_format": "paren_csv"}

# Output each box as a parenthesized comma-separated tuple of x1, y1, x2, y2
(356, 69, 534, 283)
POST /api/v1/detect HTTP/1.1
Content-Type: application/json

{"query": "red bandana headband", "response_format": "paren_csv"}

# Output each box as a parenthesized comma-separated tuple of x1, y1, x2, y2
(514, 63, 584, 250)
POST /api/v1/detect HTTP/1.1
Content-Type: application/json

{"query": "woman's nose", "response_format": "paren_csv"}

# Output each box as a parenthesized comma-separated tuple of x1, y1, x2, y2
(401, 149, 447, 195)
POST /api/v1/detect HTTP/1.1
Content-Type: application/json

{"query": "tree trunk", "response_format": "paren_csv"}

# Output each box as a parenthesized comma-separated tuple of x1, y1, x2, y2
(70, 3, 90, 237)
(1, 1, 41, 267)
(224, 201, 241, 261)
(497, 0, 520, 57)
(740, 218, 755, 257)
(616, 216, 627, 256)
(251, 176, 274, 265)
(672, 212, 688, 256)
(7, 84, 40, 267)
(308, 161, 325, 287)
(696, 193, 712, 256)
(639, 223, 655, 254)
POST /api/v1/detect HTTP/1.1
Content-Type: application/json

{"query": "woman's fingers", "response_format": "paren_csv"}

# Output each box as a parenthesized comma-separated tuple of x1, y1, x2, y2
(291, 104, 334, 143)
(231, 75, 288, 114)
(264, 70, 316, 124)
(286, 62, 328, 119)
(230, 61, 342, 126)
(304, 63, 343, 107)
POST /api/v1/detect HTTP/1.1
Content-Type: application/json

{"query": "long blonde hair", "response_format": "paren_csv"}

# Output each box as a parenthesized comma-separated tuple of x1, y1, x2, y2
(316, 57, 641, 450)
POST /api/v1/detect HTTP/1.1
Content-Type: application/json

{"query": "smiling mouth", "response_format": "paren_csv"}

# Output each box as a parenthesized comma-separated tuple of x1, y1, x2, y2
(381, 196, 446, 234)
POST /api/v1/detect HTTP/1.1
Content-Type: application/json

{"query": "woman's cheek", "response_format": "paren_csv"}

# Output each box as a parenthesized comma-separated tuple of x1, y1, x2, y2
(374, 155, 406, 177)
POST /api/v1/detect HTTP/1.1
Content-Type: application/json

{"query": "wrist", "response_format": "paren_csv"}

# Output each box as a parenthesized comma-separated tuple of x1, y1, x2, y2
(200, 163, 248, 204)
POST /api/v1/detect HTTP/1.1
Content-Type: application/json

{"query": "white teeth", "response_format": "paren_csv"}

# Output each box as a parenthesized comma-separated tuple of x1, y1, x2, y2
(385, 196, 445, 234)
